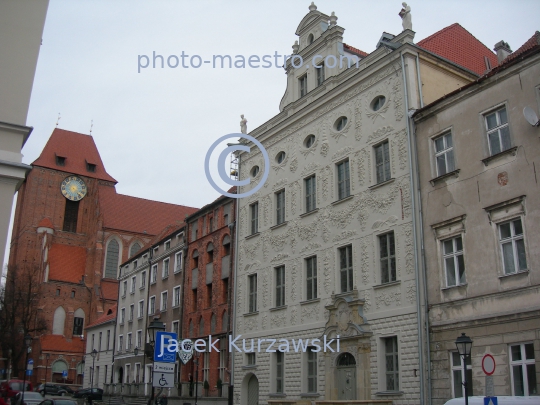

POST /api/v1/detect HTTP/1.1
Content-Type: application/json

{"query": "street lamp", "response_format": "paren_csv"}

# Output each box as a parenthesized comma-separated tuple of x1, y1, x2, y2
(193, 352, 201, 405)
(22, 335, 32, 405)
(455, 333, 473, 405)
(90, 349, 98, 389)
(146, 318, 165, 405)
(44, 353, 50, 396)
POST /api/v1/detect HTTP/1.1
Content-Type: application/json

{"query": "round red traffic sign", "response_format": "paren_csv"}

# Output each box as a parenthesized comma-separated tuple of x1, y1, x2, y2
(482, 354, 496, 375)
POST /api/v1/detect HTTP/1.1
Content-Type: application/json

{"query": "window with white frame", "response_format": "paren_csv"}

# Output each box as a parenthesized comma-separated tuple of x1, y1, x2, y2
(203, 351, 210, 383)
(316, 63, 325, 86)
(138, 300, 144, 318)
(165, 240, 171, 251)
(125, 364, 130, 383)
(510, 343, 537, 396)
(275, 350, 284, 393)
(120, 308, 125, 324)
(175, 252, 183, 273)
(136, 330, 142, 348)
(127, 332, 132, 351)
(337, 160, 350, 200)
(499, 218, 527, 274)
(118, 335, 123, 352)
(299, 74, 308, 97)
(161, 291, 168, 311)
(434, 132, 455, 176)
(275, 265, 285, 307)
(173, 286, 181, 307)
(172, 321, 179, 336)
(163, 258, 170, 278)
(129, 304, 134, 322)
(380, 232, 396, 284)
(151, 264, 157, 283)
(339, 245, 353, 293)
(485, 106, 511, 156)
(384, 336, 399, 391)
(305, 175, 316, 212)
(307, 347, 317, 393)
(451, 351, 473, 398)
(306, 256, 317, 300)
(149, 296, 155, 315)
(219, 339, 227, 381)
(248, 274, 257, 313)
(276, 190, 285, 225)
(375, 140, 391, 183)
(246, 352, 256, 366)
(131, 276, 136, 293)
(250, 202, 259, 234)
(141, 271, 146, 289)
(443, 236, 466, 287)
(122, 281, 127, 297)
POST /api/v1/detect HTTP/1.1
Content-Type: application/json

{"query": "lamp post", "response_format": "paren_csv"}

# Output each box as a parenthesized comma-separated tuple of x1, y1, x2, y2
(455, 333, 473, 405)
(44, 353, 50, 396)
(146, 318, 165, 405)
(193, 352, 201, 405)
(90, 349, 98, 389)
(22, 335, 32, 405)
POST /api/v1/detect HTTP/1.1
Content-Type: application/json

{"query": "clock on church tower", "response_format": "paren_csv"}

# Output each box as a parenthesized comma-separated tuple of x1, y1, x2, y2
(60, 176, 87, 201)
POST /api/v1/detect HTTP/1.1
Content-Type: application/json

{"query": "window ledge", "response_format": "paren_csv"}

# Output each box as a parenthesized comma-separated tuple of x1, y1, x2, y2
(373, 280, 401, 289)
(299, 393, 320, 398)
(242, 365, 257, 370)
(441, 283, 467, 291)
(171, 305, 180, 309)
(139, 286, 145, 290)
(130, 292, 135, 295)
(300, 298, 320, 306)
(375, 391, 404, 396)
(369, 178, 395, 190)
(173, 271, 181, 275)
(331, 195, 354, 206)
(162, 275, 169, 280)
(244, 311, 259, 317)
(150, 281, 156, 285)
(300, 208, 319, 218)
(128, 319, 133, 323)
(271, 222, 288, 231)
(499, 269, 529, 279)
(268, 393, 287, 398)
(160, 309, 167, 313)
(334, 290, 354, 299)
(429, 169, 460, 186)
(481, 146, 518, 166)
(137, 317, 143, 320)
(245, 232, 260, 240)
(270, 305, 287, 312)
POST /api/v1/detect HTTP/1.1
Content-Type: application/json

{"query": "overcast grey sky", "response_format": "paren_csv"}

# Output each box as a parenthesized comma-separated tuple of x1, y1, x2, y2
(3, 0, 538, 268)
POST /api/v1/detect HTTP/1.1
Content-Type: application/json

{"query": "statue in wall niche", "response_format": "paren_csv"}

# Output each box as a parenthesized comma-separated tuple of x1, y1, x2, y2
(399, 2, 412, 31)
(240, 114, 247, 134)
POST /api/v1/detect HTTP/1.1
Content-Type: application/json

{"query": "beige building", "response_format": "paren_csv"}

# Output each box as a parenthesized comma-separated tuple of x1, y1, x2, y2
(413, 33, 540, 403)
(0, 1, 49, 269)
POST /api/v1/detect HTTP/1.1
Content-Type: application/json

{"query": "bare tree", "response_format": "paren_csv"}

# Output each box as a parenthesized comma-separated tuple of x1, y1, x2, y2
(0, 264, 47, 378)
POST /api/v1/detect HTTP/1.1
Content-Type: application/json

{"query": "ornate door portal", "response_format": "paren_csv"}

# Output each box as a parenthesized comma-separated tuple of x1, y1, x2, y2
(337, 353, 357, 400)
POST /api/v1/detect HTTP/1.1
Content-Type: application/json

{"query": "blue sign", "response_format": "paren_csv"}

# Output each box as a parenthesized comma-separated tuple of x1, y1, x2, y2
(484, 397, 498, 405)
(26, 370, 32, 376)
(62, 370, 68, 378)
(153, 331, 177, 363)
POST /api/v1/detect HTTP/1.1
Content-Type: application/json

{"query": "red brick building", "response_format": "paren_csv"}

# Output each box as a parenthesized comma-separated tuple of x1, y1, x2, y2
(7, 128, 197, 385)
(181, 192, 235, 399)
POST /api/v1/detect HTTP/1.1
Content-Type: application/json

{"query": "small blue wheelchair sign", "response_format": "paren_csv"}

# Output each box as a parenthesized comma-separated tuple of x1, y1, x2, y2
(153, 331, 178, 363)
(484, 397, 497, 405)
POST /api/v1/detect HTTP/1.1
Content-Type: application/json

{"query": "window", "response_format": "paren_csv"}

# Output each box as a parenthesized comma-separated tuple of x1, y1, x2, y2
(451, 351, 473, 398)
(307, 347, 317, 393)
(337, 160, 350, 200)
(149, 296, 155, 315)
(276, 151, 286, 164)
(384, 336, 399, 391)
(172, 321, 179, 336)
(151, 264, 158, 283)
(275, 266, 285, 307)
(499, 218, 527, 274)
(248, 274, 257, 313)
(173, 286, 181, 307)
(192, 221, 198, 241)
(118, 335, 123, 352)
(485, 106, 511, 155)
(129, 304, 134, 321)
(203, 352, 210, 383)
(224, 203, 232, 225)
(99, 332, 102, 352)
(132, 260, 138, 270)
(339, 245, 353, 293)
(165, 240, 171, 251)
(163, 258, 170, 279)
(120, 308, 125, 324)
(251, 166, 260, 177)
(222, 278, 229, 304)
(276, 351, 284, 393)
(308, 33, 314, 44)
(247, 352, 256, 366)
(63, 200, 79, 232)
(138, 300, 144, 318)
(107, 330, 111, 350)
(209, 216, 214, 232)
(122, 281, 127, 297)
(56, 155, 66, 166)
(222, 311, 229, 331)
(219, 339, 227, 380)
(56, 289, 60, 296)
(210, 313, 216, 334)
(141, 271, 146, 289)
(304, 134, 316, 148)
(443, 236, 465, 287)
(175, 252, 183, 273)
(306, 256, 317, 300)
(380, 232, 396, 284)
(161, 291, 168, 311)
(371, 95, 386, 111)
(276, 190, 285, 225)
(250, 202, 259, 234)
(509, 343, 537, 396)
(305, 175, 316, 212)
(316, 63, 325, 86)
(131, 276, 136, 293)
(73, 317, 84, 335)
(130, 242, 141, 258)
(299, 74, 308, 97)
(86, 162, 96, 172)
(70, 291, 75, 298)
(199, 317, 205, 336)
(434, 132, 455, 176)
(375, 140, 391, 184)
(127, 333, 132, 351)
(206, 285, 212, 307)
(335, 116, 348, 131)
(104, 239, 119, 279)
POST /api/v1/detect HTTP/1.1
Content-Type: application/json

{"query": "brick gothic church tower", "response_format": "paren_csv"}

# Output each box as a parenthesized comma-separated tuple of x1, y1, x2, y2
(7, 128, 197, 385)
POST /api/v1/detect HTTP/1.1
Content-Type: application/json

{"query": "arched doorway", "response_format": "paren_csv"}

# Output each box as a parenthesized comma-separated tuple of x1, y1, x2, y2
(247, 375, 259, 405)
(337, 353, 356, 400)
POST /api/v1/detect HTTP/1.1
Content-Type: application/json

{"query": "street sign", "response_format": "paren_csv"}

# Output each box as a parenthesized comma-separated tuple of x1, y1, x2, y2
(26, 370, 32, 376)
(482, 354, 496, 375)
(62, 370, 68, 378)
(152, 372, 174, 388)
(27, 359, 33, 371)
(178, 339, 193, 365)
(153, 331, 177, 363)
(484, 397, 498, 405)
(153, 363, 174, 373)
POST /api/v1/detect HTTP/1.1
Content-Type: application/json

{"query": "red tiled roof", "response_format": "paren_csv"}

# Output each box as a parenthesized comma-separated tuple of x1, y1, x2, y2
(417, 23, 499, 75)
(38, 217, 54, 229)
(502, 31, 540, 65)
(86, 305, 116, 329)
(98, 185, 198, 234)
(100, 279, 119, 301)
(48, 244, 86, 283)
(343, 43, 368, 57)
(41, 335, 85, 353)
(32, 128, 117, 183)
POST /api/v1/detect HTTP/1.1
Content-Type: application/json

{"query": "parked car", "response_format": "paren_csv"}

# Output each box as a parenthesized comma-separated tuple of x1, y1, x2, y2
(0, 381, 33, 399)
(37, 398, 77, 405)
(52, 387, 73, 396)
(72, 389, 102, 401)
(444, 397, 540, 405)
(36, 386, 66, 397)
(11, 392, 43, 405)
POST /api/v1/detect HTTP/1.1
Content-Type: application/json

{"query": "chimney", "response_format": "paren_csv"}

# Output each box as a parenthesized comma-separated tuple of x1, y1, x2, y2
(494, 40, 512, 63)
